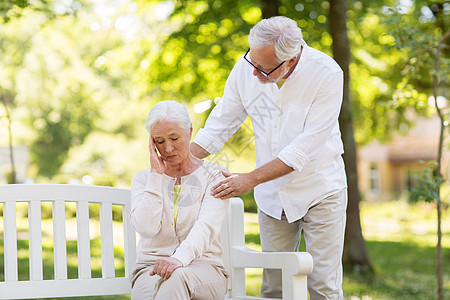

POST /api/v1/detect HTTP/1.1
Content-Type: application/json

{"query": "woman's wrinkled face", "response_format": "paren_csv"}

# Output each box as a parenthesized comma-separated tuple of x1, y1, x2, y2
(151, 120, 191, 166)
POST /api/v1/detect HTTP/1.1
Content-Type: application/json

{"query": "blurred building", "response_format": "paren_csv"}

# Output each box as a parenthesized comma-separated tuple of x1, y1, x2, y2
(357, 114, 449, 202)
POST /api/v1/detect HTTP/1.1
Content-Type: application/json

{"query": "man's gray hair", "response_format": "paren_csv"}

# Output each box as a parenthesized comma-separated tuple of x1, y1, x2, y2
(145, 100, 192, 134)
(248, 16, 303, 62)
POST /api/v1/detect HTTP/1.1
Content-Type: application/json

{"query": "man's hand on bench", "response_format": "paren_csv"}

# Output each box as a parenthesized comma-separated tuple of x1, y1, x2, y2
(150, 257, 183, 281)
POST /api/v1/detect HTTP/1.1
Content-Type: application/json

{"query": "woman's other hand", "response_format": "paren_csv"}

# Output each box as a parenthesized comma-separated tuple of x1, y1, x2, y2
(149, 257, 183, 280)
(149, 136, 165, 174)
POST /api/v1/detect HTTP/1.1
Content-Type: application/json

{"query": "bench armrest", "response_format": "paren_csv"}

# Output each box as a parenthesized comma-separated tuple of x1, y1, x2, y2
(230, 246, 313, 299)
(231, 246, 313, 275)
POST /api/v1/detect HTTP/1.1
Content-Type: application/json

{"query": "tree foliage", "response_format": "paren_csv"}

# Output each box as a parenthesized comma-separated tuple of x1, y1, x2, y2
(0, 0, 447, 184)
(0, 0, 55, 24)
(0, 1, 127, 178)
(409, 163, 445, 203)
(0, 0, 30, 23)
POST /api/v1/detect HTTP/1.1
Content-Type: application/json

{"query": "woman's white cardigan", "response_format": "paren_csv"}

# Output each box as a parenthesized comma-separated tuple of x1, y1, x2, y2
(130, 160, 229, 268)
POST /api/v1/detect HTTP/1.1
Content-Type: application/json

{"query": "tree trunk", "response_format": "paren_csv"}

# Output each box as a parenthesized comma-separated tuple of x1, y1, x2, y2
(436, 199, 443, 300)
(7, 113, 17, 184)
(260, 0, 279, 18)
(1, 97, 17, 184)
(329, 0, 372, 270)
(432, 28, 449, 300)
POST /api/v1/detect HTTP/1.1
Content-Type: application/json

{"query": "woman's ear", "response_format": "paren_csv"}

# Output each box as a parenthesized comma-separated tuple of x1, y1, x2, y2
(189, 125, 193, 139)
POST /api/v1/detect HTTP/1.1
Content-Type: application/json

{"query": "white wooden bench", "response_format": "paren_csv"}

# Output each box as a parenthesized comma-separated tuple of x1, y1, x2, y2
(0, 184, 313, 299)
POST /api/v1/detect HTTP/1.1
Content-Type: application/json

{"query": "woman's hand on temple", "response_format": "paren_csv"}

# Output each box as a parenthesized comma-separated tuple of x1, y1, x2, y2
(149, 136, 165, 174)
(149, 257, 183, 280)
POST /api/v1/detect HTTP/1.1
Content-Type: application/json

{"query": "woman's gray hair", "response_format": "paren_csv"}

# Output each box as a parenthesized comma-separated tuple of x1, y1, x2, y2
(248, 16, 303, 62)
(145, 100, 192, 134)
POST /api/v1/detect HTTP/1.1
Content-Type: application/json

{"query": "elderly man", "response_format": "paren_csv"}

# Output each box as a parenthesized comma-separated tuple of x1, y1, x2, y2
(191, 16, 347, 299)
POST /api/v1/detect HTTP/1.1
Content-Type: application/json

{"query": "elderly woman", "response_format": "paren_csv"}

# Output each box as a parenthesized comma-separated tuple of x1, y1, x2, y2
(130, 100, 229, 299)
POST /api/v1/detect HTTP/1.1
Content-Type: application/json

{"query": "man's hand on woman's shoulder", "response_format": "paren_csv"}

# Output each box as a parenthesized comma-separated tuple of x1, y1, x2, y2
(211, 171, 256, 200)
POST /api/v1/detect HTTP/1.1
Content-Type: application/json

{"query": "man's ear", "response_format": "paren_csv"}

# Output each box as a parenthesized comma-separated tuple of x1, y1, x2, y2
(287, 56, 297, 68)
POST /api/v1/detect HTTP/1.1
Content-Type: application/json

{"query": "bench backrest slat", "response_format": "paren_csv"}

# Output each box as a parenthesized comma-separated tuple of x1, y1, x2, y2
(76, 201, 91, 279)
(3, 201, 18, 282)
(53, 200, 68, 280)
(122, 203, 136, 277)
(100, 202, 115, 278)
(28, 201, 43, 281)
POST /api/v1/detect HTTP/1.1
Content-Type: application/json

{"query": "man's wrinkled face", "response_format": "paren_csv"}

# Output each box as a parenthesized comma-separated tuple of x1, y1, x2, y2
(248, 45, 289, 84)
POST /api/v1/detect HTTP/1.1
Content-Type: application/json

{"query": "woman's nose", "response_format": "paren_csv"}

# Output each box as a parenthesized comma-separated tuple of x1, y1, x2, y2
(165, 143, 174, 152)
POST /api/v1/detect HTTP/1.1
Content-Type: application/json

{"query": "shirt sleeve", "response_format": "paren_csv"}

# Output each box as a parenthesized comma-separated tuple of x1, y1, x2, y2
(278, 71, 343, 172)
(193, 58, 249, 154)
(129, 170, 164, 239)
(171, 170, 229, 266)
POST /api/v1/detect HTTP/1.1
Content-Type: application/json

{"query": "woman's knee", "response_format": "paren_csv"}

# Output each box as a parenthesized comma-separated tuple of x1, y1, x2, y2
(192, 275, 228, 300)
(131, 273, 155, 300)
(167, 268, 189, 285)
(154, 269, 190, 299)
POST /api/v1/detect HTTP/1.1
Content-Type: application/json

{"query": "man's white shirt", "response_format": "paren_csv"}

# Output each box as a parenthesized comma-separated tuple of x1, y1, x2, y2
(193, 41, 347, 223)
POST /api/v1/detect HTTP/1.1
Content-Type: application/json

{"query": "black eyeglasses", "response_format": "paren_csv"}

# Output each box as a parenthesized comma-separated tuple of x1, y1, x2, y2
(243, 48, 286, 77)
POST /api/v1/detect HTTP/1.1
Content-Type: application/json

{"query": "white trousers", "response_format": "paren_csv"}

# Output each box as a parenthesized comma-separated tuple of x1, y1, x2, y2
(258, 189, 347, 300)
(131, 260, 228, 300)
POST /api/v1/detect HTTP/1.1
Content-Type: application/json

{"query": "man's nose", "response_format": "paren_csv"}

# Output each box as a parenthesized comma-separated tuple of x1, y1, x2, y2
(252, 68, 260, 77)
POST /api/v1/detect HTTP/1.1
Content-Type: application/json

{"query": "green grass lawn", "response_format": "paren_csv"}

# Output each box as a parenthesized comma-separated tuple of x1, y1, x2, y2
(344, 199, 450, 300)
(0, 198, 449, 299)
